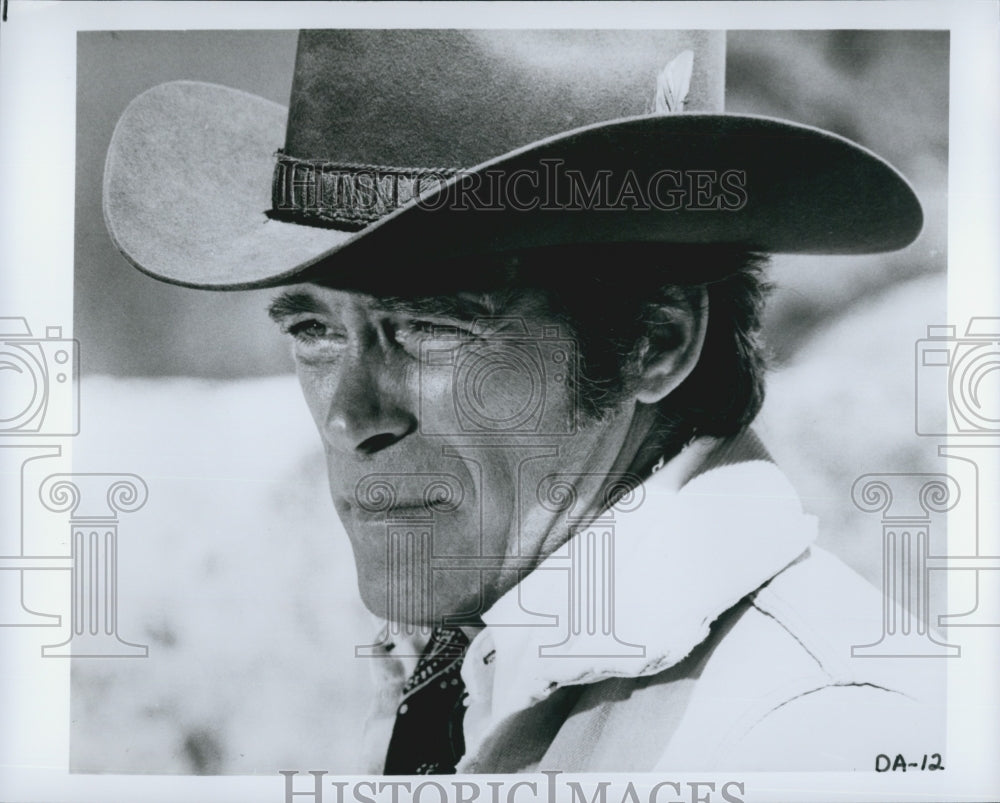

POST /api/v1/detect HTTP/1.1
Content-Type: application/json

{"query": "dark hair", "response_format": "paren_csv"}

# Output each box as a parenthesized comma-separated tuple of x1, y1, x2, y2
(480, 244, 772, 456)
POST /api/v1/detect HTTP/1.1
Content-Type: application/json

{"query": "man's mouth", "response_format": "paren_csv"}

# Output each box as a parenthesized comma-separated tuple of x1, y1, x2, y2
(336, 498, 452, 523)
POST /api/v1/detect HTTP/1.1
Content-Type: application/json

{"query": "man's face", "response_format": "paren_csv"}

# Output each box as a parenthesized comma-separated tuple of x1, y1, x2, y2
(269, 283, 641, 625)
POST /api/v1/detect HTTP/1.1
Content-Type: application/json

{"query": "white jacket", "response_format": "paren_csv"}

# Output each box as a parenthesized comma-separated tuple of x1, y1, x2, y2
(362, 432, 944, 773)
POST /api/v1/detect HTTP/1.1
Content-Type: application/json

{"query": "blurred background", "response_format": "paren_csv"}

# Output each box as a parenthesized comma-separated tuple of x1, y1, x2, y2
(70, 30, 949, 774)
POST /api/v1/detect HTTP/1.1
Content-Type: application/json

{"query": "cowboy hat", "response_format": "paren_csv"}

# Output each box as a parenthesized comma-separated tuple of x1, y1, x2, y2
(103, 29, 923, 291)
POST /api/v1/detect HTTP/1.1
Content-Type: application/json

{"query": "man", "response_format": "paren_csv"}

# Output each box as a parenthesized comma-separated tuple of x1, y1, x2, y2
(103, 30, 941, 773)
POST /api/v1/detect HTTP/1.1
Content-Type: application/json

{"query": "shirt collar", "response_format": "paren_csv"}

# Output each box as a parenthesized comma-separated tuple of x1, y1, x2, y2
(462, 429, 818, 727)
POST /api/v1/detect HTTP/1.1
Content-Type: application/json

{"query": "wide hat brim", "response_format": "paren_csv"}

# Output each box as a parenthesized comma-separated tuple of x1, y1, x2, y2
(104, 81, 923, 291)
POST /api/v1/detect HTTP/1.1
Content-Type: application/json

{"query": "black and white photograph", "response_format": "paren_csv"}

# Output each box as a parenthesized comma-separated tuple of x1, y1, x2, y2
(1, 3, 997, 802)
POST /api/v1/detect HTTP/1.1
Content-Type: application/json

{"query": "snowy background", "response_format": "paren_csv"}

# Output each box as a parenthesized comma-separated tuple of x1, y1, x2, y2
(66, 30, 949, 774)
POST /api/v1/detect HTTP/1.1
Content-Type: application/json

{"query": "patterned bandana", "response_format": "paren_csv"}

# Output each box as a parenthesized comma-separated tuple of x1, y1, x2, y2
(383, 626, 471, 774)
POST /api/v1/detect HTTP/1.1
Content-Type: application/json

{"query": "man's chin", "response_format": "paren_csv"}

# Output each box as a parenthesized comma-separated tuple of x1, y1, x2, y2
(356, 581, 486, 630)
(356, 579, 430, 626)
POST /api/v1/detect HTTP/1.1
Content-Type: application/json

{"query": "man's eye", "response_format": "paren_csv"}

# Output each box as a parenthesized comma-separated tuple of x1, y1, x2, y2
(280, 318, 347, 363)
(285, 319, 334, 341)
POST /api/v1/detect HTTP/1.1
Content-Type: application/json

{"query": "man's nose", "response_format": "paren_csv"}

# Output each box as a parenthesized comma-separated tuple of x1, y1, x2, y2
(323, 349, 417, 456)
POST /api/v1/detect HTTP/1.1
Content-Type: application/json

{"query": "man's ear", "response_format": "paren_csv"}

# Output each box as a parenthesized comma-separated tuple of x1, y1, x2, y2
(634, 288, 708, 405)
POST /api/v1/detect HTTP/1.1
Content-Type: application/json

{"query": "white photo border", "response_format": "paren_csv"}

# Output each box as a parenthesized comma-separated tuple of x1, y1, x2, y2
(0, 2, 997, 801)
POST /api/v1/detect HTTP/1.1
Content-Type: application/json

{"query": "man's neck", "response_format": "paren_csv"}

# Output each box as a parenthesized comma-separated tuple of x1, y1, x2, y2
(454, 426, 770, 648)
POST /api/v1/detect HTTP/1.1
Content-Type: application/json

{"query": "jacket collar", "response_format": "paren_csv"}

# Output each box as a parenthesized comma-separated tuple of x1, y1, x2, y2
(461, 429, 818, 729)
